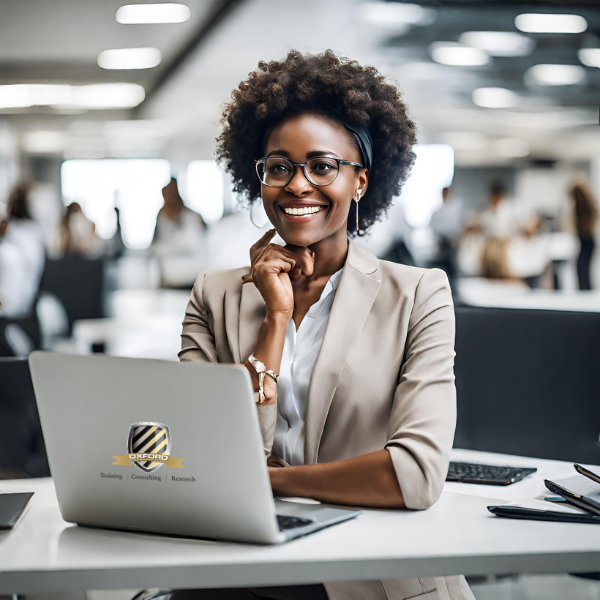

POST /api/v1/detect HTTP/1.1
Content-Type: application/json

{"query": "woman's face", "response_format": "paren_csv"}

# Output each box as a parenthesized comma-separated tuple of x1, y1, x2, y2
(261, 113, 368, 248)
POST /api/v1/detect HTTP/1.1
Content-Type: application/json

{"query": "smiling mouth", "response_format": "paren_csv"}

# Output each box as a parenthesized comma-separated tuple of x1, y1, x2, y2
(280, 206, 325, 216)
(278, 205, 327, 223)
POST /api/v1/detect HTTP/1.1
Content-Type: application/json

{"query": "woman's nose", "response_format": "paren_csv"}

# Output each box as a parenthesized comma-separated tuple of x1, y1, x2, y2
(285, 165, 313, 196)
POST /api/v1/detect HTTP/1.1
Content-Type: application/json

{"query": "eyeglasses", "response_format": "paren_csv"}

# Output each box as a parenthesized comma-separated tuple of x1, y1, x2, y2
(255, 156, 364, 188)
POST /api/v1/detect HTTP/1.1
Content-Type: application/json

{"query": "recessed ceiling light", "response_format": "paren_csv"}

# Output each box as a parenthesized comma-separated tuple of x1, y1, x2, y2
(0, 83, 145, 110)
(459, 31, 535, 57)
(514, 13, 587, 34)
(495, 138, 530, 158)
(116, 3, 191, 24)
(472, 87, 519, 108)
(525, 64, 586, 86)
(23, 131, 67, 154)
(578, 48, 600, 68)
(359, 2, 436, 28)
(442, 132, 488, 151)
(430, 43, 489, 67)
(98, 48, 162, 70)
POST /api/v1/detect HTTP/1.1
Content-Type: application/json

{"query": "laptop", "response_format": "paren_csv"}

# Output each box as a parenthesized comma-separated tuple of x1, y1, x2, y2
(28, 351, 361, 544)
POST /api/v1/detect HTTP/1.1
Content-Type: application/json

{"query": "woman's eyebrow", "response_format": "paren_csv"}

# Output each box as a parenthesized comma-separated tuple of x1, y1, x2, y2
(307, 151, 340, 159)
(265, 150, 341, 159)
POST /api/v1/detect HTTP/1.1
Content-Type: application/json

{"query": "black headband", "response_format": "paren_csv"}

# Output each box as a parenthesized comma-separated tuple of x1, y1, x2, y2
(339, 119, 373, 171)
(261, 117, 373, 170)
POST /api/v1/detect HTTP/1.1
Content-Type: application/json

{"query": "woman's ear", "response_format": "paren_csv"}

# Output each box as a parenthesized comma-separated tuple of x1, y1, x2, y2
(356, 168, 369, 199)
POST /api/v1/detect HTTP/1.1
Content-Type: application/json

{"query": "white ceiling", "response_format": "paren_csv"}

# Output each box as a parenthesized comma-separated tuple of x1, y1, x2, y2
(1, 0, 600, 167)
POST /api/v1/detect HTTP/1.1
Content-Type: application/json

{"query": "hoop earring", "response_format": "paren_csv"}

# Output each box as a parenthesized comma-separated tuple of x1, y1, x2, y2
(354, 191, 361, 232)
(250, 198, 267, 229)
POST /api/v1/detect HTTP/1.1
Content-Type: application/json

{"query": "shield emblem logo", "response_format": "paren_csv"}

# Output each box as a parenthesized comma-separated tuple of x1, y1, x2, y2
(127, 422, 171, 473)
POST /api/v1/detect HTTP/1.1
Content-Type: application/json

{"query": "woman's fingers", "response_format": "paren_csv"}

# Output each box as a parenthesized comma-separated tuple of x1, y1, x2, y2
(282, 245, 314, 277)
(250, 229, 276, 265)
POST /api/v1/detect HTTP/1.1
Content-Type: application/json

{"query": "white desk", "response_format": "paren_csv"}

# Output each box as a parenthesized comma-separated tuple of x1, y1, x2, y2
(70, 290, 191, 361)
(457, 279, 600, 313)
(0, 450, 598, 595)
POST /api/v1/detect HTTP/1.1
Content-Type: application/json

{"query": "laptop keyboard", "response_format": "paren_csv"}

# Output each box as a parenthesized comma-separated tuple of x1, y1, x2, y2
(446, 461, 537, 485)
(277, 515, 313, 531)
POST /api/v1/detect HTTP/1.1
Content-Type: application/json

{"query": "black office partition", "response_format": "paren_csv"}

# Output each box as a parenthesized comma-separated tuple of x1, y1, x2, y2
(454, 306, 600, 465)
(40, 256, 105, 333)
(0, 358, 50, 478)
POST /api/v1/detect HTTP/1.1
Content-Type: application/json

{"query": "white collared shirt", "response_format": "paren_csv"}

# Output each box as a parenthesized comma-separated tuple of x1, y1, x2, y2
(273, 269, 343, 466)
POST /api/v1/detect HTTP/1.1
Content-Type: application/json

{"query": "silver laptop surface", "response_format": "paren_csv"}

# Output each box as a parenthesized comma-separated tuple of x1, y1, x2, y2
(29, 352, 361, 544)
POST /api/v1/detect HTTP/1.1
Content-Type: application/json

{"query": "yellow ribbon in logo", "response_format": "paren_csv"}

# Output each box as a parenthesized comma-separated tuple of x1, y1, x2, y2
(112, 454, 185, 468)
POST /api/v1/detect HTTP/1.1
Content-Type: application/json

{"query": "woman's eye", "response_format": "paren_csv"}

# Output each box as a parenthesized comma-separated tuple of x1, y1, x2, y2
(312, 162, 336, 172)
(270, 163, 291, 173)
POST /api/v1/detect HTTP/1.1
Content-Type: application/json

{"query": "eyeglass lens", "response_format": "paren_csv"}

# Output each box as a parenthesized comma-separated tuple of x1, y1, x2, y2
(258, 157, 339, 187)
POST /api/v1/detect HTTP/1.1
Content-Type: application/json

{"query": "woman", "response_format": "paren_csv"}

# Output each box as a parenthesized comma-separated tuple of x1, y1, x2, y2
(1, 184, 45, 317)
(178, 50, 471, 600)
(570, 180, 598, 290)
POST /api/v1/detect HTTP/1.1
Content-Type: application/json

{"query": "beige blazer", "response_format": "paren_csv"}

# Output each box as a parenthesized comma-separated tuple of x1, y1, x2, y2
(179, 239, 474, 600)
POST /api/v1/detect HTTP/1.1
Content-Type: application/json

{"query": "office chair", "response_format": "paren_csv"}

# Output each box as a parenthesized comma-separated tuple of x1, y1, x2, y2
(0, 319, 35, 357)
(0, 358, 50, 478)
(454, 306, 600, 464)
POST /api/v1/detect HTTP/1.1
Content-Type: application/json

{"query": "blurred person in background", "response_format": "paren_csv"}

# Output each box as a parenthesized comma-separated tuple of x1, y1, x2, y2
(479, 181, 538, 240)
(177, 49, 472, 600)
(0, 184, 45, 318)
(151, 177, 207, 288)
(570, 179, 598, 290)
(59, 201, 104, 258)
(430, 186, 463, 288)
(0, 219, 24, 316)
(106, 206, 126, 260)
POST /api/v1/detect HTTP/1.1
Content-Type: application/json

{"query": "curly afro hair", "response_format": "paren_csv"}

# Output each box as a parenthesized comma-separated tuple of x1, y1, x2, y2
(216, 49, 417, 236)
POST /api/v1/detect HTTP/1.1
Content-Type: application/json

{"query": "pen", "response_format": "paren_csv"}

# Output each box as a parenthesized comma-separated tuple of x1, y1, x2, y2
(544, 479, 600, 517)
(574, 464, 600, 486)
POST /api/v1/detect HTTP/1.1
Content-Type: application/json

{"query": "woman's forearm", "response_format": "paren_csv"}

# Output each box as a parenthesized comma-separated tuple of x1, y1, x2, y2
(243, 314, 288, 403)
(269, 449, 405, 509)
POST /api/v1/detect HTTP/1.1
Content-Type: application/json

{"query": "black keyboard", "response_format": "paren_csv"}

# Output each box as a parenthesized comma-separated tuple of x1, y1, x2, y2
(277, 515, 313, 531)
(446, 461, 537, 485)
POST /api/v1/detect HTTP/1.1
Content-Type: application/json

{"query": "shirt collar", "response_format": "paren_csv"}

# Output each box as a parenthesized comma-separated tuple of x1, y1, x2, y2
(306, 268, 343, 319)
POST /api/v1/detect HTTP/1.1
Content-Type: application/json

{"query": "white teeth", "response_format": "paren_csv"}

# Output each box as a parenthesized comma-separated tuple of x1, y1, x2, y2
(282, 206, 323, 216)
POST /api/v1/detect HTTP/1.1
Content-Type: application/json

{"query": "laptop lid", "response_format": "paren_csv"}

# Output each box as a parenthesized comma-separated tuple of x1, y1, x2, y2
(29, 352, 282, 544)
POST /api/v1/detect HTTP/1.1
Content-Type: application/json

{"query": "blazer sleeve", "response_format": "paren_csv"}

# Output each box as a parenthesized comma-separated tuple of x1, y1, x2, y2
(385, 268, 456, 510)
(178, 271, 278, 457)
(179, 271, 219, 364)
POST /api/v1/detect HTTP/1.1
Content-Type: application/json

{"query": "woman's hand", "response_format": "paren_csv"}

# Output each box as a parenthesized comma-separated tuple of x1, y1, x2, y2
(243, 229, 314, 321)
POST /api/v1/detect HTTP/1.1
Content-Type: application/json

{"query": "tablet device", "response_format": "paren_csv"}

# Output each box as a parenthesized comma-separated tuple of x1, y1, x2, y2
(0, 492, 34, 529)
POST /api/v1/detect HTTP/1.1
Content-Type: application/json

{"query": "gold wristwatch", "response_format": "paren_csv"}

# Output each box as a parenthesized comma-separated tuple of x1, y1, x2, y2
(248, 354, 279, 404)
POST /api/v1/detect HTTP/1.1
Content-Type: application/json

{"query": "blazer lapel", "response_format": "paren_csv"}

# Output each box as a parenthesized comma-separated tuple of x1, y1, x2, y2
(304, 240, 382, 464)
(237, 274, 267, 364)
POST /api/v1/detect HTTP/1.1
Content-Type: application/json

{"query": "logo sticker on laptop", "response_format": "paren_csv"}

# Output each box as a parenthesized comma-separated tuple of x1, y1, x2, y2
(112, 422, 185, 473)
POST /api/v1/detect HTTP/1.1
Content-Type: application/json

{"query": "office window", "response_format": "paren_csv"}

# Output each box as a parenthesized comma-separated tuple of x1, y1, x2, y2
(61, 159, 171, 248)
(185, 160, 224, 223)
(402, 144, 455, 228)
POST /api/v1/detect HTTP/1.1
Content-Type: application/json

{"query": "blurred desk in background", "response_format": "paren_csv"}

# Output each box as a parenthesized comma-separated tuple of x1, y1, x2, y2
(458, 278, 600, 312)
(63, 289, 191, 361)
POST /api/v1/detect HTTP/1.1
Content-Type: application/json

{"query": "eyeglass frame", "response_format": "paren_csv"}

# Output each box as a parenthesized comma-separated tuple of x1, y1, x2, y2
(254, 155, 365, 188)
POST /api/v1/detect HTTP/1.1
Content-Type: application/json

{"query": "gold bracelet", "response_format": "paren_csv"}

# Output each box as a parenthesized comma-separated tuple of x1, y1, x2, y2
(248, 354, 279, 403)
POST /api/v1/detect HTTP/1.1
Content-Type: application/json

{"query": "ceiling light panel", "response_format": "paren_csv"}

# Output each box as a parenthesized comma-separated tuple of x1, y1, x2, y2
(472, 87, 519, 108)
(430, 43, 489, 67)
(116, 3, 191, 24)
(98, 48, 162, 70)
(0, 83, 145, 110)
(526, 64, 586, 86)
(515, 13, 587, 34)
(578, 49, 600, 68)
(459, 31, 535, 57)
(359, 2, 436, 28)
